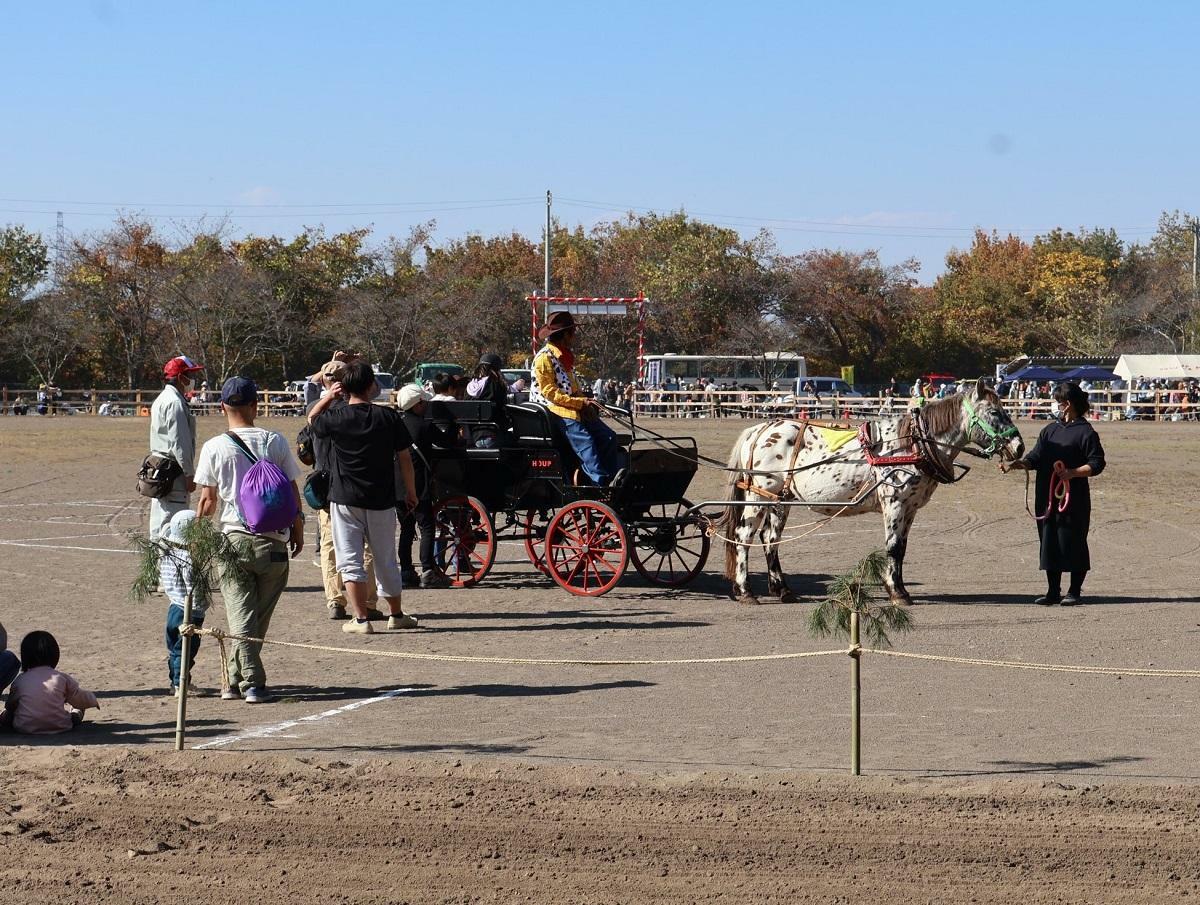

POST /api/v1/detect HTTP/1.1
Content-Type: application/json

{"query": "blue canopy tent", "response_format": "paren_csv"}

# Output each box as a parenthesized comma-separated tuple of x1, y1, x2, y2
(1006, 365, 1065, 381)
(1062, 366, 1119, 382)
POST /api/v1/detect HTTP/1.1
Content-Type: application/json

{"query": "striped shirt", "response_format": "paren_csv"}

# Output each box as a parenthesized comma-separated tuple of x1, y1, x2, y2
(159, 545, 210, 615)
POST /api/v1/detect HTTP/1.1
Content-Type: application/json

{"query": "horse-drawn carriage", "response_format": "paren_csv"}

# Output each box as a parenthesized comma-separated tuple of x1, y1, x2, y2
(420, 401, 712, 597)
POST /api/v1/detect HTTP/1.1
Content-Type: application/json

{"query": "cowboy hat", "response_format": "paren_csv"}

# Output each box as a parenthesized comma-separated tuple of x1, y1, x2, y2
(537, 310, 578, 342)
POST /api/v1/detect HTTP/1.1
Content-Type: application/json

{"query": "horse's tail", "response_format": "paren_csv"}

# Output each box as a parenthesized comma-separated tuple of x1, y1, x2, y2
(720, 428, 751, 580)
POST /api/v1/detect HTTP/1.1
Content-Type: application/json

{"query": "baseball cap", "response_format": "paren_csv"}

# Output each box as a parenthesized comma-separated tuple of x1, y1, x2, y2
(478, 353, 503, 370)
(220, 376, 258, 406)
(164, 356, 205, 380)
(397, 384, 432, 411)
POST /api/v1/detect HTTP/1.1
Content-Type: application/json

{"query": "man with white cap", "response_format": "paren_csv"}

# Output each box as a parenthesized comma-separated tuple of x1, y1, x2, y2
(149, 355, 205, 542)
(397, 384, 457, 587)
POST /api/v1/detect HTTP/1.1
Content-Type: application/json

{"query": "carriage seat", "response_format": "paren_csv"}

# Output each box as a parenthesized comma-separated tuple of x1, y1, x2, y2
(507, 403, 556, 448)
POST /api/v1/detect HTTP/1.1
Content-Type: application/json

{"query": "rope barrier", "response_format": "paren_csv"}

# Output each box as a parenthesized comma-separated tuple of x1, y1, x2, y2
(183, 625, 1200, 677)
(182, 625, 848, 666)
(863, 648, 1200, 678)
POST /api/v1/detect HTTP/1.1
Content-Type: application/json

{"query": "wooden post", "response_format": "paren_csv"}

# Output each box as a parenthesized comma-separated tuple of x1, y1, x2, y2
(174, 590, 194, 751)
(850, 611, 861, 776)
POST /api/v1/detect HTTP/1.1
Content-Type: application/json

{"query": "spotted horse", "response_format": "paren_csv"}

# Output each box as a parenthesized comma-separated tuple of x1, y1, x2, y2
(718, 379, 1025, 605)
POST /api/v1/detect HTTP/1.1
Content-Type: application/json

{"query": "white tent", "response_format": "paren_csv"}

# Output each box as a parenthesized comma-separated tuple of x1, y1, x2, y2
(1113, 354, 1200, 381)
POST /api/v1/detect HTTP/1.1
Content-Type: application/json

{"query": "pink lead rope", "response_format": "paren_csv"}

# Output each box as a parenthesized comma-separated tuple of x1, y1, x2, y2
(1032, 460, 1070, 522)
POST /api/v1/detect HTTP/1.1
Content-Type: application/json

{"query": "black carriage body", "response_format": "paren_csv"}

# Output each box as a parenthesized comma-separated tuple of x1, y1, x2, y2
(421, 400, 708, 594)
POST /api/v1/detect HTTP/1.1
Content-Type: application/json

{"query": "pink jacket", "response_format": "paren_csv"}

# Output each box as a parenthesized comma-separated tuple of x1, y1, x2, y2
(6, 666, 99, 734)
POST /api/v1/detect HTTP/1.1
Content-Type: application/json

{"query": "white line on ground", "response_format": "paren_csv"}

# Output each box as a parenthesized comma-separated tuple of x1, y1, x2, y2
(0, 499, 132, 509)
(0, 539, 135, 554)
(2, 532, 119, 543)
(192, 686, 419, 750)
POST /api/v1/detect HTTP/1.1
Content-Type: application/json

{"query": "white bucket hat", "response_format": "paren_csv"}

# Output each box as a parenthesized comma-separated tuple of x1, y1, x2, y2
(167, 509, 198, 545)
(397, 384, 432, 412)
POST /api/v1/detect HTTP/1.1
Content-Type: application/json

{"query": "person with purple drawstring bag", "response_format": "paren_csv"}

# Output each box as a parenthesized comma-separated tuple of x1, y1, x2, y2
(194, 377, 305, 704)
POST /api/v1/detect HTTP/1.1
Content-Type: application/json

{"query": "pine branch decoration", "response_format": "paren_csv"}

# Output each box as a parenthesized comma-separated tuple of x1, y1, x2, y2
(129, 517, 244, 605)
(808, 549, 914, 648)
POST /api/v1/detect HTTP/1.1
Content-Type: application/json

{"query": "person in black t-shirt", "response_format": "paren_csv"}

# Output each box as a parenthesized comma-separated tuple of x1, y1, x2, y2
(310, 362, 419, 634)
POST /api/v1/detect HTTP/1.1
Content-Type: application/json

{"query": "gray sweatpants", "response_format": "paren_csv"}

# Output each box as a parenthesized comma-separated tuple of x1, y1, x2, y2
(329, 503, 405, 598)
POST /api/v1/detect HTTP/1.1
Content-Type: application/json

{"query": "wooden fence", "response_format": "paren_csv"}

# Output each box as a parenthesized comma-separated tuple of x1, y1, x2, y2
(1, 386, 1197, 423)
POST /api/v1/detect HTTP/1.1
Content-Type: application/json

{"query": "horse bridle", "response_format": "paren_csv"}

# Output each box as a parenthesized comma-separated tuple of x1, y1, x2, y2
(961, 397, 1021, 459)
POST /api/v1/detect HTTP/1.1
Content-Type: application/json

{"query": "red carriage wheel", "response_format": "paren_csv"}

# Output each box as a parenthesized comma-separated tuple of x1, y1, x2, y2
(629, 500, 711, 587)
(544, 500, 628, 597)
(431, 496, 496, 588)
(522, 509, 554, 576)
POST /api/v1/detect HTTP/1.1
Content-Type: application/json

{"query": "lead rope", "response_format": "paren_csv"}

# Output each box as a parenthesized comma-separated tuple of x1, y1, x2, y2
(1025, 466, 1070, 522)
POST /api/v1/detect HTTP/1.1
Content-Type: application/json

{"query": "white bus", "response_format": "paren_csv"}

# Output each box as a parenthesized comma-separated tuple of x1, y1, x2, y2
(642, 352, 807, 389)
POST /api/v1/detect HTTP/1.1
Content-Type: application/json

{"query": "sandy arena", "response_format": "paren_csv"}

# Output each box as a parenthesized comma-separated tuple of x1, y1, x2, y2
(2, 415, 1199, 903)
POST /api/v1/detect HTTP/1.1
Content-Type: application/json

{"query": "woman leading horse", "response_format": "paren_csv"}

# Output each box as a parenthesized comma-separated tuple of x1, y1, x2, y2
(999, 381, 1106, 605)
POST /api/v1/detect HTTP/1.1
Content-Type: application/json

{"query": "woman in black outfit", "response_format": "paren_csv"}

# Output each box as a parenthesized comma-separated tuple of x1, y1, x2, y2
(1001, 382, 1106, 605)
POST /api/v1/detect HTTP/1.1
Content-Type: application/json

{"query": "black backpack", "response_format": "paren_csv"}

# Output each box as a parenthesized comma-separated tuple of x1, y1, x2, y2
(296, 424, 315, 467)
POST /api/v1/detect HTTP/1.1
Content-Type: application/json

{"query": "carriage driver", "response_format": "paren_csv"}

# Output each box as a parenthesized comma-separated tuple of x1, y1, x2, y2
(530, 310, 627, 486)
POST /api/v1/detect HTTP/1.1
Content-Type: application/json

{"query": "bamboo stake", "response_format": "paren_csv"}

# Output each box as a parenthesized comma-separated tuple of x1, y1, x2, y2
(850, 611, 861, 776)
(174, 590, 193, 751)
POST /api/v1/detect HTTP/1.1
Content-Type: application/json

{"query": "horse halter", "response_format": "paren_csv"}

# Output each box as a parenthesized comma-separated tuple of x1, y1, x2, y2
(962, 397, 1020, 458)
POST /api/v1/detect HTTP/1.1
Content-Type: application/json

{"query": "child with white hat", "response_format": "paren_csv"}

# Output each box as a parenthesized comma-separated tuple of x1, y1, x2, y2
(161, 509, 210, 695)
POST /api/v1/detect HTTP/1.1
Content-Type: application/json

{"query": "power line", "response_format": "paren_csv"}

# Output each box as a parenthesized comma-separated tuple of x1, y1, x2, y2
(555, 196, 1159, 240)
(0, 195, 543, 209)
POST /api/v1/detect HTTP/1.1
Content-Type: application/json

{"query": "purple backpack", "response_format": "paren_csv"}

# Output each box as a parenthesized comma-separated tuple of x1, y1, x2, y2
(225, 431, 299, 534)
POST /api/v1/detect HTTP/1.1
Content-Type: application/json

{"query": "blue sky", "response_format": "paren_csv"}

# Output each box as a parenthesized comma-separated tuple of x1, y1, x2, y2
(2, 1, 1196, 276)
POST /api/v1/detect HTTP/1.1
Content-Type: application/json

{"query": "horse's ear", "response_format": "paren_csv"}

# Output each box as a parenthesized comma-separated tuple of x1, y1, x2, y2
(974, 377, 988, 398)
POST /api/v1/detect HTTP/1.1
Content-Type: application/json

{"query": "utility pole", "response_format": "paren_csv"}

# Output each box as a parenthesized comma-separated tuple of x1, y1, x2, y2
(544, 190, 552, 321)
(55, 211, 65, 281)
(1192, 216, 1198, 302)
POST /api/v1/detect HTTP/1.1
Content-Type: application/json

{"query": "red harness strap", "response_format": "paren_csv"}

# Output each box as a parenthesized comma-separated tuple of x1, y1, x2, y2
(856, 421, 923, 467)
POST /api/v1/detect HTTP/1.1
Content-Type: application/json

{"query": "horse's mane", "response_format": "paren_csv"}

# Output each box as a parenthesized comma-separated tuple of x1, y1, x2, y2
(914, 389, 999, 436)
(919, 394, 964, 436)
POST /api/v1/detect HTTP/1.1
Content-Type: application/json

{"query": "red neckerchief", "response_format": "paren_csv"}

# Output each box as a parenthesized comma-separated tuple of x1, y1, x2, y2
(548, 342, 575, 372)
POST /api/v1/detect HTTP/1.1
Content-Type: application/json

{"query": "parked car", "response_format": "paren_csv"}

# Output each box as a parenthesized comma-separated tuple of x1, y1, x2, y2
(501, 368, 532, 387)
(405, 362, 465, 387)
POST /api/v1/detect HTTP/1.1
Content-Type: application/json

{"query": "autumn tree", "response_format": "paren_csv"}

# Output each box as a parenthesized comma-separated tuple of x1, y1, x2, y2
(165, 232, 284, 386)
(232, 228, 374, 381)
(320, 223, 436, 376)
(775, 249, 919, 380)
(66, 217, 171, 389)
(930, 230, 1037, 372)
(423, 231, 541, 364)
(9, 289, 94, 386)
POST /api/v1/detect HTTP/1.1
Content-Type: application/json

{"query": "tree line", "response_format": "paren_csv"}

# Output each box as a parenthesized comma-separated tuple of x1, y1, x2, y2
(0, 209, 1196, 389)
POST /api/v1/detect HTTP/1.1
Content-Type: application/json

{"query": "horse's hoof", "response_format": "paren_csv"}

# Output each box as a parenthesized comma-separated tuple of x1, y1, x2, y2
(737, 595, 760, 606)
(778, 589, 798, 603)
(891, 596, 916, 607)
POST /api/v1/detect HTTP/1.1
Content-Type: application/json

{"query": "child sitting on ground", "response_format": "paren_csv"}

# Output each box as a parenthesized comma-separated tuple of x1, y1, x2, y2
(1, 631, 99, 733)
(161, 509, 209, 696)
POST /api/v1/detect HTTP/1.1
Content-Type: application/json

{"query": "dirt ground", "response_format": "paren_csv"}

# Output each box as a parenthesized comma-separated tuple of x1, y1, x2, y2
(2, 414, 1199, 903)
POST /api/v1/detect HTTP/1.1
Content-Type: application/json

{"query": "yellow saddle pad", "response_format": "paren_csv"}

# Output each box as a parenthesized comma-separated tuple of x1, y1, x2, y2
(815, 425, 859, 453)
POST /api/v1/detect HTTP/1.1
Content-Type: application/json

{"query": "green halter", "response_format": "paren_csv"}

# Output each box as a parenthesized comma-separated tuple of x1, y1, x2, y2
(962, 397, 1019, 458)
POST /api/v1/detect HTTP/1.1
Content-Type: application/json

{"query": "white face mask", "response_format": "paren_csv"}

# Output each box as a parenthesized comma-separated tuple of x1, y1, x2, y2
(1049, 401, 1062, 418)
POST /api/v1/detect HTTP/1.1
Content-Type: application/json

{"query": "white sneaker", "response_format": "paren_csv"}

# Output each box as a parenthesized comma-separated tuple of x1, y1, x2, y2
(342, 619, 374, 634)
(387, 613, 418, 630)
(221, 686, 241, 701)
